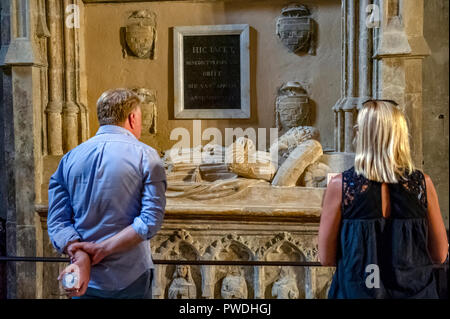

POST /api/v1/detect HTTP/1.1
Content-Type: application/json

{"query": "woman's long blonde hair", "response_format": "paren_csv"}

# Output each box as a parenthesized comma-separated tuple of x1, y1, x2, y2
(354, 100, 415, 183)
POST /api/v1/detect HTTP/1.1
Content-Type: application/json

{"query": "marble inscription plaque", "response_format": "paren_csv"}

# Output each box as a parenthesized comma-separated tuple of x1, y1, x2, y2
(183, 35, 241, 110)
(174, 24, 250, 119)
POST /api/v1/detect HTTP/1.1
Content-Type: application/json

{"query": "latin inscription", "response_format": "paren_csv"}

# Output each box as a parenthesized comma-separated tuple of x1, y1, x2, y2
(183, 35, 241, 109)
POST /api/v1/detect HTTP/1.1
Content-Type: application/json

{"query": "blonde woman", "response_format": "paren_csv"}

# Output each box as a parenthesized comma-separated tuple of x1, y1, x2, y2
(319, 100, 448, 298)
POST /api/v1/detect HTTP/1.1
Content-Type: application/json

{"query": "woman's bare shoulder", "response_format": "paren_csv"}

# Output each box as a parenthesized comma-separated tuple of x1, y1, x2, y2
(328, 173, 343, 188)
(422, 172, 431, 182)
(422, 172, 435, 190)
(324, 173, 342, 202)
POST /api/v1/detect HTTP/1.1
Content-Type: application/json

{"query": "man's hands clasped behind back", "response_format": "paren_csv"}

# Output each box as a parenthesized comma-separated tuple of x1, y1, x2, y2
(68, 241, 108, 266)
(58, 248, 91, 298)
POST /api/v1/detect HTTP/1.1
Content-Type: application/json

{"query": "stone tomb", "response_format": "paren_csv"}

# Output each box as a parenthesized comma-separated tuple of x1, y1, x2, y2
(37, 181, 335, 299)
(150, 183, 334, 299)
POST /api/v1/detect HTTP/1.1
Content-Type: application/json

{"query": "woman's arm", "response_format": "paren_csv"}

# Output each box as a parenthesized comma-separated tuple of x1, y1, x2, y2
(424, 174, 448, 264)
(318, 174, 342, 266)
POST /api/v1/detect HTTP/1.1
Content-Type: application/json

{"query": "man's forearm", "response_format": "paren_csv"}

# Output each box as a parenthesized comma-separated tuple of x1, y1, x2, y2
(67, 225, 146, 265)
(100, 225, 143, 257)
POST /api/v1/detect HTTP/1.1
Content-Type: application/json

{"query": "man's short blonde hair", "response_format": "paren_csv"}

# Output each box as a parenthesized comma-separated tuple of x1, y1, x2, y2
(96, 88, 140, 126)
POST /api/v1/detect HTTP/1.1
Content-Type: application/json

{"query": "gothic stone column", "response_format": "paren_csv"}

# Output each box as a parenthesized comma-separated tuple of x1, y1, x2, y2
(46, 0, 64, 155)
(0, 0, 48, 299)
(332, 0, 374, 154)
(374, 0, 430, 168)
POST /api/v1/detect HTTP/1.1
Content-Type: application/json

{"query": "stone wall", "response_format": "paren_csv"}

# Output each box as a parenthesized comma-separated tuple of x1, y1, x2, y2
(0, 218, 6, 299)
(83, 0, 341, 154)
(0, 10, 7, 298)
(423, 0, 449, 228)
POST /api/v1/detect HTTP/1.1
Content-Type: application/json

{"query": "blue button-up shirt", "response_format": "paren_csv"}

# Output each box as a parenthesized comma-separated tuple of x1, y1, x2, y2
(47, 125, 166, 291)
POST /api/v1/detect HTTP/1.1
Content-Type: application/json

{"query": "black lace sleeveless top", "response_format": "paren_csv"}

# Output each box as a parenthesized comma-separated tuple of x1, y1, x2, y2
(328, 167, 438, 299)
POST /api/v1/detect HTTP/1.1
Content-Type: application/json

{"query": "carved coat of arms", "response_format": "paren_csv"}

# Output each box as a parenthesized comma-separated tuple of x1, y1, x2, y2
(276, 82, 311, 135)
(124, 10, 156, 59)
(276, 4, 313, 54)
(132, 88, 157, 134)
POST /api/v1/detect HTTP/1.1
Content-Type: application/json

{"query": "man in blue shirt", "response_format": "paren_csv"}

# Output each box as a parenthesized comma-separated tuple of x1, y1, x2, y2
(47, 88, 166, 298)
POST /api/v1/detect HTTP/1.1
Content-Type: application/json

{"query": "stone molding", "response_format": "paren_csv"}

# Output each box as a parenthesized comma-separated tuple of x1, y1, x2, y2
(150, 229, 323, 299)
(35, 203, 329, 299)
(0, 0, 48, 67)
(374, 0, 430, 59)
(373, 0, 430, 168)
(332, 0, 374, 153)
(45, 0, 89, 155)
(332, 0, 429, 168)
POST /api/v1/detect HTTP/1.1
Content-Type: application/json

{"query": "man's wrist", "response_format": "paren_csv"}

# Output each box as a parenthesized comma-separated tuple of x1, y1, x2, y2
(64, 239, 80, 255)
(73, 249, 90, 264)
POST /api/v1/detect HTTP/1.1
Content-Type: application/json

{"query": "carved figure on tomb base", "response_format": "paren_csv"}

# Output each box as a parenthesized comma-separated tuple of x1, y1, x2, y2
(168, 264, 197, 299)
(221, 268, 248, 299)
(271, 267, 299, 299)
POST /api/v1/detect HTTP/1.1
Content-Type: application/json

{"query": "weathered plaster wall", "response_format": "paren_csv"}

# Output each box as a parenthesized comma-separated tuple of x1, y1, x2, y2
(83, 0, 341, 154)
(423, 0, 449, 228)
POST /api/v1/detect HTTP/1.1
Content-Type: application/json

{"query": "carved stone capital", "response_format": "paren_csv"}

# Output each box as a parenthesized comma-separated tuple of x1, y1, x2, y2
(0, 0, 47, 67)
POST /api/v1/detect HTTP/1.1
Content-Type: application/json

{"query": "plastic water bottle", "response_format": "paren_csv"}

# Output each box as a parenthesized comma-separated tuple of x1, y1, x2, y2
(62, 272, 79, 289)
